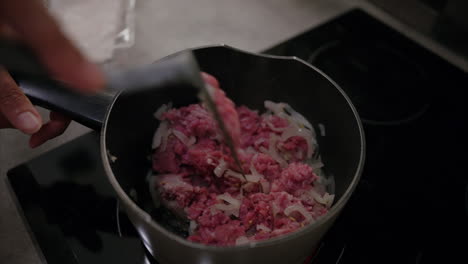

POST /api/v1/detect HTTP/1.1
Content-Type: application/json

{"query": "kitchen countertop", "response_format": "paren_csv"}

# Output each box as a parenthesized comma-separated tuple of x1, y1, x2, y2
(1, 0, 466, 263)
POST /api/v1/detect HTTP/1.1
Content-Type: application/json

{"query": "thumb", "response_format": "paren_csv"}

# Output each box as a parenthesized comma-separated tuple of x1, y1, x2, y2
(0, 68, 42, 134)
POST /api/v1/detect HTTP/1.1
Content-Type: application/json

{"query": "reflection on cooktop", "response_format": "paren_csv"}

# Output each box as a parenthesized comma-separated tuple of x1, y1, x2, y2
(308, 40, 431, 125)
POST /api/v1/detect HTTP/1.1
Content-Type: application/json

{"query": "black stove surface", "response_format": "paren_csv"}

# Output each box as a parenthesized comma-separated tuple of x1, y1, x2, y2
(7, 9, 468, 264)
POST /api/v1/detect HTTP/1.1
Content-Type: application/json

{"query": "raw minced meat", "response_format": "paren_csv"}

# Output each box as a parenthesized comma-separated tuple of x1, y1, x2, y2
(149, 75, 334, 246)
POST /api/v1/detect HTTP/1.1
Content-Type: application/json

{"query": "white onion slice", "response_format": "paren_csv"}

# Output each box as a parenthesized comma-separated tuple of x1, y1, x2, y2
(309, 189, 335, 208)
(217, 193, 242, 206)
(235, 236, 250, 245)
(155, 174, 193, 190)
(214, 159, 228, 177)
(160, 128, 171, 152)
(245, 146, 257, 154)
(246, 160, 265, 183)
(153, 102, 172, 120)
(264, 100, 287, 115)
(318, 123, 326, 137)
(265, 115, 287, 132)
(260, 134, 287, 168)
(214, 193, 242, 217)
(308, 156, 324, 170)
(256, 224, 272, 232)
(254, 138, 267, 146)
(280, 125, 314, 159)
(260, 179, 270, 194)
(225, 170, 246, 182)
(245, 174, 261, 183)
(172, 130, 196, 147)
(206, 157, 215, 166)
(264, 100, 317, 159)
(271, 202, 281, 216)
(152, 121, 169, 149)
(284, 204, 313, 223)
(189, 220, 197, 235)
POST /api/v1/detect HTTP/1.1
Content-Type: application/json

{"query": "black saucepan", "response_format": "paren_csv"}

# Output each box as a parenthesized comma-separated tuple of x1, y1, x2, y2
(16, 45, 365, 264)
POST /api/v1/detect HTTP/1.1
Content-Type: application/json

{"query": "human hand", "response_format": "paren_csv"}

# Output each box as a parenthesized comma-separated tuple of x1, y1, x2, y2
(0, 0, 104, 147)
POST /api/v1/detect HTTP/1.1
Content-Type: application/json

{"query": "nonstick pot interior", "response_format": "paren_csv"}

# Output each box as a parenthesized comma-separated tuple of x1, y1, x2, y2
(103, 45, 364, 263)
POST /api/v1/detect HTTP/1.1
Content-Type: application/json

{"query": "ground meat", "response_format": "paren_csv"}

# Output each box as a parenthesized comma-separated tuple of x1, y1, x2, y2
(202, 72, 241, 148)
(271, 163, 317, 196)
(150, 74, 334, 246)
(212, 85, 241, 148)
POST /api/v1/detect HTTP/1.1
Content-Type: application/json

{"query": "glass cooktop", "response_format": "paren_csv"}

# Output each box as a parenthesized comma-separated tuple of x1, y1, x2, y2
(7, 9, 468, 264)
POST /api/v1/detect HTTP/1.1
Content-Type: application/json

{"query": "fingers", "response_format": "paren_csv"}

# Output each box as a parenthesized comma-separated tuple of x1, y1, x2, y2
(202, 72, 220, 89)
(0, 23, 18, 39)
(0, 0, 104, 93)
(0, 68, 42, 133)
(29, 111, 71, 148)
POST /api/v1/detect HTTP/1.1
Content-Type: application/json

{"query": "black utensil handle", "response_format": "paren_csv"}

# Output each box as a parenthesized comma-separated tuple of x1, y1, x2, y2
(0, 37, 113, 130)
(18, 79, 114, 130)
(105, 51, 205, 93)
(1, 37, 205, 131)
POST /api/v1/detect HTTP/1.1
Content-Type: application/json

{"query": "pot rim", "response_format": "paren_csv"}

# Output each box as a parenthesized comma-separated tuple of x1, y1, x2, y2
(101, 44, 366, 252)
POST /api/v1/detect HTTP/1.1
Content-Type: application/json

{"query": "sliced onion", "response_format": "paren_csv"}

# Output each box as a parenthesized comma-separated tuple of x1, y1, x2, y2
(189, 220, 197, 235)
(271, 201, 281, 216)
(323, 193, 335, 208)
(280, 125, 314, 159)
(217, 193, 242, 206)
(153, 102, 172, 120)
(160, 129, 171, 152)
(318, 123, 326, 137)
(256, 224, 272, 232)
(172, 129, 196, 147)
(246, 160, 265, 183)
(235, 236, 249, 245)
(242, 182, 257, 192)
(264, 100, 287, 115)
(245, 146, 257, 154)
(260, 134, 287, 168)
(308, 157, 324, 170)
(214, 193, 242, 217)
(214, 159, 228, 177)
(206, 157, 215, 166)
(309, 189, 335, 208)
(284, 204, 313, 223)
(106, 149, 117, 162)
(265, 115, 288, 132)
(245, 174, 261, 183)
(254, 138, 267, 146)
(264, 100, 317, 159)
(214, 203, 240, 217)
(225, 169, 246, 182)
(152, 121, 169, 149)
(155, 174, 193, 190)
(283, 104, 313, 130)
(260, 179, 271, 194)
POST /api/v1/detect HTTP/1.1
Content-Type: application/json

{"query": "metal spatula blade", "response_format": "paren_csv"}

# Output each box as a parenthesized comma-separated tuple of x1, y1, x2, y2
(198, 84, 245, 178)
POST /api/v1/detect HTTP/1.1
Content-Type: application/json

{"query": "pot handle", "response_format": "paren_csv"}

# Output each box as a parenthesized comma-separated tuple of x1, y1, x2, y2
(1, 38, 205, 131)
(1, 37, 113, 130)
(17, 79, 114, 130)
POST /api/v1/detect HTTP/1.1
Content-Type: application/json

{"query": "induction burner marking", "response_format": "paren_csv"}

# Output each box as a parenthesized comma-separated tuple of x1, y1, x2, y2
(335, 245, 346, 264)
(116, 200, 123, 237)
(308, 40, 432, 125)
